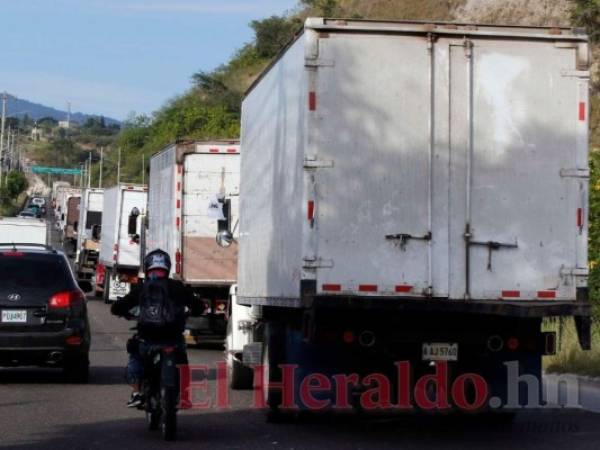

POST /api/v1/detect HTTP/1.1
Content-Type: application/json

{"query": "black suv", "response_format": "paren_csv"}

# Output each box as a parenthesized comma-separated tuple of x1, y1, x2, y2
(0, 244, 92, 381)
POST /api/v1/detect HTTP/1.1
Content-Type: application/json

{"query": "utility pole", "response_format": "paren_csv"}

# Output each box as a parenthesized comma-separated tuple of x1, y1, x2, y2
(0, 92, 6, 187)
(99, 147, 103, 188)
(117, 147, 121, 184)
(142, 153, 145, 185)
(88, 151, 92, 188)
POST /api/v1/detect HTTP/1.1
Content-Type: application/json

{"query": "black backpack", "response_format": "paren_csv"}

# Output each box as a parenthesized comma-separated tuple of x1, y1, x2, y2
(138, 278, 184, 329)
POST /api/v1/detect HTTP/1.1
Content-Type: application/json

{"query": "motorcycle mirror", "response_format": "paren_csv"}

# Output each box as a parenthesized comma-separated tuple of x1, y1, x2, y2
(216, 230, 234, 248)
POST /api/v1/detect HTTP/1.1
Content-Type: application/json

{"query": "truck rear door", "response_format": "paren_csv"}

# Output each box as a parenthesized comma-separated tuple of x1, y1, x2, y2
(311, 32, 587, 301)
(312, 34, 434, 297)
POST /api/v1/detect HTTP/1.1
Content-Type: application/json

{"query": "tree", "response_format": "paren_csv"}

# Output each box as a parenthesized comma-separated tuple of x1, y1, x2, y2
(301, 0, 340, 16)
(250, 16, 302, 58)
(572, 0, 600, 43)
(5, 171, 28, 199)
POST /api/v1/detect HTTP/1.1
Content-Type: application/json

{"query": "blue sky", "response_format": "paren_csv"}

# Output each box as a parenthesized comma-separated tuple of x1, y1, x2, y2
(0, 0, 299, 120)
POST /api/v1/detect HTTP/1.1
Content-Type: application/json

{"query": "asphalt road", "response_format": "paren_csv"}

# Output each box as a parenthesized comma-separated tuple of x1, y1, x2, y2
(1, 213, 599, 449)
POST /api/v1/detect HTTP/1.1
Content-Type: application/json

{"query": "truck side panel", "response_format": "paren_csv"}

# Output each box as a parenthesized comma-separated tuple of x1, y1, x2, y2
(148, 146, 177, 272)
(239, 37, 307, 302)
(99, 186, 120, 266)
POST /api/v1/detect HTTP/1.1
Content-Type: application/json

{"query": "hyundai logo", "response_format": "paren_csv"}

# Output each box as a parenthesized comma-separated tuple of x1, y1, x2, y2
(7, 294, 21, 302)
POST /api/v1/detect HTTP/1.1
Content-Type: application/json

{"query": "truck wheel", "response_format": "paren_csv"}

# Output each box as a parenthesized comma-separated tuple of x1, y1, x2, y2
(229, 355, 254, 390)
(103, 274, 111, 304)
(262, 322, 289, 422)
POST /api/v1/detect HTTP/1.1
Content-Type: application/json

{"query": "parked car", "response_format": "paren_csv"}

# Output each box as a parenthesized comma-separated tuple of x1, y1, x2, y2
(0, 243, 92, 381)
(18, 208, 41, 219)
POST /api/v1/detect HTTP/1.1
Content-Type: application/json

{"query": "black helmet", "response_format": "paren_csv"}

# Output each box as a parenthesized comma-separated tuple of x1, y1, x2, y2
(144, 249, 172, 273)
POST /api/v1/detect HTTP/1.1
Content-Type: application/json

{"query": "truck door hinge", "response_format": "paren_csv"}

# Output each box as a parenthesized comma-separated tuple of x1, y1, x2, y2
(560, 168, 590, 179)
(304, 158, 334, 169)
(303, 257, 334, 269)
(305, 59, 335, 68)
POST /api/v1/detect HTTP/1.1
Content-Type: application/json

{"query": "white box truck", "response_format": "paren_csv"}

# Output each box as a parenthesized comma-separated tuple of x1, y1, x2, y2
(0, 217, 48, 246)
(55, 187, 81, 255)
(97, 185, 147, 302)
(74, 188, 104, 282)
(224, 18, 593, 412)
(147, 140, 240, 344)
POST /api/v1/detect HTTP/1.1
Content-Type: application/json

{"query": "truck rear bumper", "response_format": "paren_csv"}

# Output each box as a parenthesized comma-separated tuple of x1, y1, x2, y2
(311, 296, 591, 318)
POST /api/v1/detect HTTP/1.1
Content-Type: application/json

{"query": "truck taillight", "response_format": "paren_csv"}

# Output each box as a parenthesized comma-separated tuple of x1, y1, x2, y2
(175, 250, 181, 263)
(176, 263, 181, 274)
(49, 291, 84, 309)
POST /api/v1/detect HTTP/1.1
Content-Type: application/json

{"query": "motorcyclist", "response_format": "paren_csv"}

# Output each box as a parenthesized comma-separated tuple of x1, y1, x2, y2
(111, 249, 199, 407)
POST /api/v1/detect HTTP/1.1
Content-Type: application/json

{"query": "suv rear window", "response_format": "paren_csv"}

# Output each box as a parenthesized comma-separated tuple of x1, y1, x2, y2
(0, 253, 72, 290)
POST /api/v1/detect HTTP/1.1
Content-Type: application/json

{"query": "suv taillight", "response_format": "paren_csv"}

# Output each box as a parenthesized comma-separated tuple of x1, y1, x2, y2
(49, 291, 84, 309)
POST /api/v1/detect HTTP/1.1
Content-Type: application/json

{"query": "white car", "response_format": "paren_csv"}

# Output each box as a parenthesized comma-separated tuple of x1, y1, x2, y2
(30, 197, 46, 207)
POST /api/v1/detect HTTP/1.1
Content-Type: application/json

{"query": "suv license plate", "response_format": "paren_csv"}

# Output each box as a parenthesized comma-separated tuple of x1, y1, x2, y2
(2, 310, 27, 323)
(422, 343, 458, 362)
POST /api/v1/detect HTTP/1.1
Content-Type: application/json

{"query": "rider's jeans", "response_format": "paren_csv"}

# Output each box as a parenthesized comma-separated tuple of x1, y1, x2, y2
(127, 341, 150, 385)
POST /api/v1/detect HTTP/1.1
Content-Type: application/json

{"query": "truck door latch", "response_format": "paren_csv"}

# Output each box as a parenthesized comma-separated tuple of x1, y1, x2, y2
(469, 240, 518, 271)
(385, 232, 432, 251)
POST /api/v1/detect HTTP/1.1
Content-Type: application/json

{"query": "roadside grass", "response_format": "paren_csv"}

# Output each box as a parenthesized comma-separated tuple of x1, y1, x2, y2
(544, 316, 600, 378)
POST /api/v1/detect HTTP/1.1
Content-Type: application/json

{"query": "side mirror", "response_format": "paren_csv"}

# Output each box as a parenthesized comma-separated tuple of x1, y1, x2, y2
(92, 224, 101, 240)
(78, 280, 93, 293)
(128, 207, 140, 235)
(216, 230, 234, 248)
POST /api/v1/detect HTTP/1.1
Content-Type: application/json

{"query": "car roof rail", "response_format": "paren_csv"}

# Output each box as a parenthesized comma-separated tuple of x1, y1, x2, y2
(0, 243, 56, 253)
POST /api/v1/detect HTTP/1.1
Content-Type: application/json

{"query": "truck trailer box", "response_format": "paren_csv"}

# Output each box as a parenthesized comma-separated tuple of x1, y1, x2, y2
(239, 18, 591, 309)
(75, 188, 104, 279)
(98, 185, 147, 301)
(148, 141, 241, 285)
(229, 19, 592, 403)
(0, 217, 48, 246)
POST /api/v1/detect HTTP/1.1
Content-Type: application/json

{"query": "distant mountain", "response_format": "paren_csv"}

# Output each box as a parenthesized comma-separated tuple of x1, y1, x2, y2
(3, 94, 120, 126)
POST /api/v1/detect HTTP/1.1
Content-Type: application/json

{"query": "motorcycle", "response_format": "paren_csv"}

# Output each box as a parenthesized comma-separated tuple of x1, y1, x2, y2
(119, 304, 187, 442)
(139, 341, 185, 441)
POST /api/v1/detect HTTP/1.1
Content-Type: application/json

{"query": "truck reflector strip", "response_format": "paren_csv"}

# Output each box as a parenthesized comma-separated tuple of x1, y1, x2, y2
(209, 148, 220, 153)
(227, 148, 238, 153)
(176, 217, 180, 229)
(579, 102, 586, 121)
(322, 284, 341, 292)
(538, 291, 556, 299)
(177, 165, 183, 174)
(358, 284, 378, 292)
(395, 285, 413, 293)
(177, 182, 181, 192)
(307, 200, 315, 221)
(177, 199, 181, 209)
(577, 208, 584, 227)
(309, 92, 317, 111)
(502, 290, 520, 298)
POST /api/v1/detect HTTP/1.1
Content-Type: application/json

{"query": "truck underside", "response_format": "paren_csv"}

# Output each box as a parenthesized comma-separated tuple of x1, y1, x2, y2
(257, 297, 589, 414)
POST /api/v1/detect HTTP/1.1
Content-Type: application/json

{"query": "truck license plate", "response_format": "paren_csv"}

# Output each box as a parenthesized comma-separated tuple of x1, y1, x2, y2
(422, 343, 458, 362)
(2, 310, 27, 323)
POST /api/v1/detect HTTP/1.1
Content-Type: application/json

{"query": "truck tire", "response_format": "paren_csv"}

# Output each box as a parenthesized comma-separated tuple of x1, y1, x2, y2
(103, 274, 111, 304)
(225, 320, 254, 390)
(262, 322, 289, 422)
(229, 356, 254, 390)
